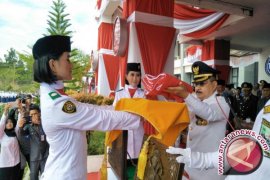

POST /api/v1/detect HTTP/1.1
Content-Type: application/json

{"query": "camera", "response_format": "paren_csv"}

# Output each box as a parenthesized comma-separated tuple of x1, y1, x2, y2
(21, 98, 26, 104)
(24, 116, 32, 124)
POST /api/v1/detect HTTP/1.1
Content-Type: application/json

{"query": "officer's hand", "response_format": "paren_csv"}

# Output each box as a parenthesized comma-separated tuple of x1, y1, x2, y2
(18, 118, 26, 128)
(164, 82, 189, 98)
(166, 146, 191, 164)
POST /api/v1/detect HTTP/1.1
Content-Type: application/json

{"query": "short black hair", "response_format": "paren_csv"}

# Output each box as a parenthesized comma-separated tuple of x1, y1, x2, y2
(29, 105, 41, 113)
(33, 53, 61, 84)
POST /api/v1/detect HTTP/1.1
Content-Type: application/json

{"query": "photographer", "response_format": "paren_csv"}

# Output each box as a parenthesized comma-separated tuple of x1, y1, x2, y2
(18, 105, 49, 180)
(0, 104, 20, 180)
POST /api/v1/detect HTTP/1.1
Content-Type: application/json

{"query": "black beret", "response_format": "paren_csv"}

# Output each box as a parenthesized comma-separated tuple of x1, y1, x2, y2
(241, 82, 252, 89)
(126, 63, 141, 73)
(262, 83, 270, 89)
(32, 35, 71, 59)
(217, 79, 225, 86)
(192, 61, 220, 82)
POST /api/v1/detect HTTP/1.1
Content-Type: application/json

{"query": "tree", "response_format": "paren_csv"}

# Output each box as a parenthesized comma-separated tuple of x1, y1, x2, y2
(46, 0, 90, 91)
(4, 48, 19, 64)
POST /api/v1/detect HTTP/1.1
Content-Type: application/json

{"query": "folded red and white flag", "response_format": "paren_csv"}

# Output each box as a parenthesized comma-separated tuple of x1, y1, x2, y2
(142, 73, 193, 102)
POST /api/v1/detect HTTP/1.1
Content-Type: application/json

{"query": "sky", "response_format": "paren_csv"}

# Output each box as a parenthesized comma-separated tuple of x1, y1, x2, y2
(0, 0, 98, 60)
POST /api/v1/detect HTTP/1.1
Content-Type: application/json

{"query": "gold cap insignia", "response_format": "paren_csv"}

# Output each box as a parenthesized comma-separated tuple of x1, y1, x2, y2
(192, 66, 199, 75)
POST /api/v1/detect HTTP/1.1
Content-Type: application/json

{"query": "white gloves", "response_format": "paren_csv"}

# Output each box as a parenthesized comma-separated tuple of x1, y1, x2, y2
(166, 146, 191, 165)
(167, 146, 220, 170)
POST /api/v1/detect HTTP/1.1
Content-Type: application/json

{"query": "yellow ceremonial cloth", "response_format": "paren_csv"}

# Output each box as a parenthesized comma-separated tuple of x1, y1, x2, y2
(105, 98, 190, 146)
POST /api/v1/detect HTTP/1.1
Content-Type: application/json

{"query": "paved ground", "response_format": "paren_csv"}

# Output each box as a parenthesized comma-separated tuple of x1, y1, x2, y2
(87, 155, 104, 173)
(22, 155, 104, 179)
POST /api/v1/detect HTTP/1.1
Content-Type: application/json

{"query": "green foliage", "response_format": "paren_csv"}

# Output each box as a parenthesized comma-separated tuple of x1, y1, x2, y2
(0, 104, 4, 116)
(0, 51, 39, 92)
(4, 48, 19, 64)
(87, 131, 105, 155)
(46, 0, 72, 36)
(46, 0, 91, 91)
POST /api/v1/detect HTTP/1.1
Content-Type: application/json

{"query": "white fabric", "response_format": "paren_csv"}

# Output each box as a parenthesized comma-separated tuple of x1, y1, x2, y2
(97, 54, 110, 96)
(0, 114, 20, 168)
(40, 81, 140, 180)
(174, 12, 225, 34)
(113, 84, 145, 159)
(184, 92, 229, 180)
(127, 11, 174, 28)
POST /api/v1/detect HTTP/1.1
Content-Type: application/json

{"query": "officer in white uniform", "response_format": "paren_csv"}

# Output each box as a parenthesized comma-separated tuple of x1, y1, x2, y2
(165, 61, 230, 180)
(32, 35, 141, 180)
(166, 99, 270, 180)
(113, 63, 145, 159)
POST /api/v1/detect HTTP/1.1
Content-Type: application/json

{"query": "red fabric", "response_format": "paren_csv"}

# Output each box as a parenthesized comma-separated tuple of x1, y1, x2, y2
(119, 23, 130, 87)
(186, 45, 202, 56)
(174, 4, 216, 20)
(142, 73, 193, 102)
(184, 14, 229, 38)
(123, 0, 174, 19)
(135, 23, 176, 76)
(56, 89, 67, 96)
(96, 0, 102, 10)
(103, 54, 120, 97)
(201, 40, 215, 61)
(128, 88, 137, 98)
(135, 23, 175, 135)
(94, 62, 99, 94)
(98, 23, 113, 50)
(215, 65, 231, 82)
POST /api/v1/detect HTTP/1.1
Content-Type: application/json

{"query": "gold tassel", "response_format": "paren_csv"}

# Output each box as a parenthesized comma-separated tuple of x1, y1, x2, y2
(100, 134, 109, 180)
(137, 136, 152, 180)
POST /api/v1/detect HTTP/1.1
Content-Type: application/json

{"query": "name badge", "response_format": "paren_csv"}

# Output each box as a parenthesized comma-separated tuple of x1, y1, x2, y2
(41, 135, 45, 142)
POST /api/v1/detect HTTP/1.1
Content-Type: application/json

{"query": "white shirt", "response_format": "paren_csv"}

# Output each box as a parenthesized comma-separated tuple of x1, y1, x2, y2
(0, 114, 20, 168)
(40, 81, 140, 180)
(113, 85, 145, 158)
(185, 92, 230, 180)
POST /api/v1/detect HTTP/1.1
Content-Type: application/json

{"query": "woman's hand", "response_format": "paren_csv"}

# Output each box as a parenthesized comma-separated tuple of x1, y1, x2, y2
(18, 118, 26, 128)
(3, 103, 11, 115)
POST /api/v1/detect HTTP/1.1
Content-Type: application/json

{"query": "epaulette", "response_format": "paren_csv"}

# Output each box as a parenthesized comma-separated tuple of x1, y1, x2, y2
(116, 89, 124, 92)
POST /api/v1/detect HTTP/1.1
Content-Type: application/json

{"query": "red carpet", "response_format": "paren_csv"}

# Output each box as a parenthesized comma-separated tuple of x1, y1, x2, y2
(87, 172, 100, 180)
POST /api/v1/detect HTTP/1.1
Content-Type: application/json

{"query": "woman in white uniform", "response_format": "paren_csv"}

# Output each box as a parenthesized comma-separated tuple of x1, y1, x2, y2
(113, 63, 145, 159)
(32, 35, 141, 180)
(0, 104, 20, 180)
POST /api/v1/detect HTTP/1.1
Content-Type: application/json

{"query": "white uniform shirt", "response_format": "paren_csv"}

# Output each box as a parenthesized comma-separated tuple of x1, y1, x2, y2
(113, 85, 145, 159)
(0, 114, 20, 168)
(185, 92, 230, 180)
(40, 81, 140, 180)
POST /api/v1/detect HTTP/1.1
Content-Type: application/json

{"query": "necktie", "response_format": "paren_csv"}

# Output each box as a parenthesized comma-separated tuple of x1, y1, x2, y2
(128, 88, 137, 98)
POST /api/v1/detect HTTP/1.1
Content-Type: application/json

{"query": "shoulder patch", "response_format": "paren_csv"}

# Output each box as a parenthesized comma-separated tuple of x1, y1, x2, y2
(62, 101, 77, 114)
(48, 91, 61, 100)
(264, 105, 270, 114)
(117, 89, 124, 92)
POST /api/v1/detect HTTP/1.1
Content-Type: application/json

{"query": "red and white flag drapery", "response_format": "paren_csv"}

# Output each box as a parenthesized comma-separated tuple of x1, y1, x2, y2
(174, 4, 229, 38)
(103, 54, 120, 97)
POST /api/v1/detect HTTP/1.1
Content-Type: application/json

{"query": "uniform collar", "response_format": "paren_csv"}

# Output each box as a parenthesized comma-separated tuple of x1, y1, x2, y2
(49, 81, 64, 90)
(126, 84, 137, 89)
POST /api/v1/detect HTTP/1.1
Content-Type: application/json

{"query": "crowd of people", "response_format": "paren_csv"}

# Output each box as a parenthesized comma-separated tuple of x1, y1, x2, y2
(0, 94, 49, 180)
(1, 34, 269, 180)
